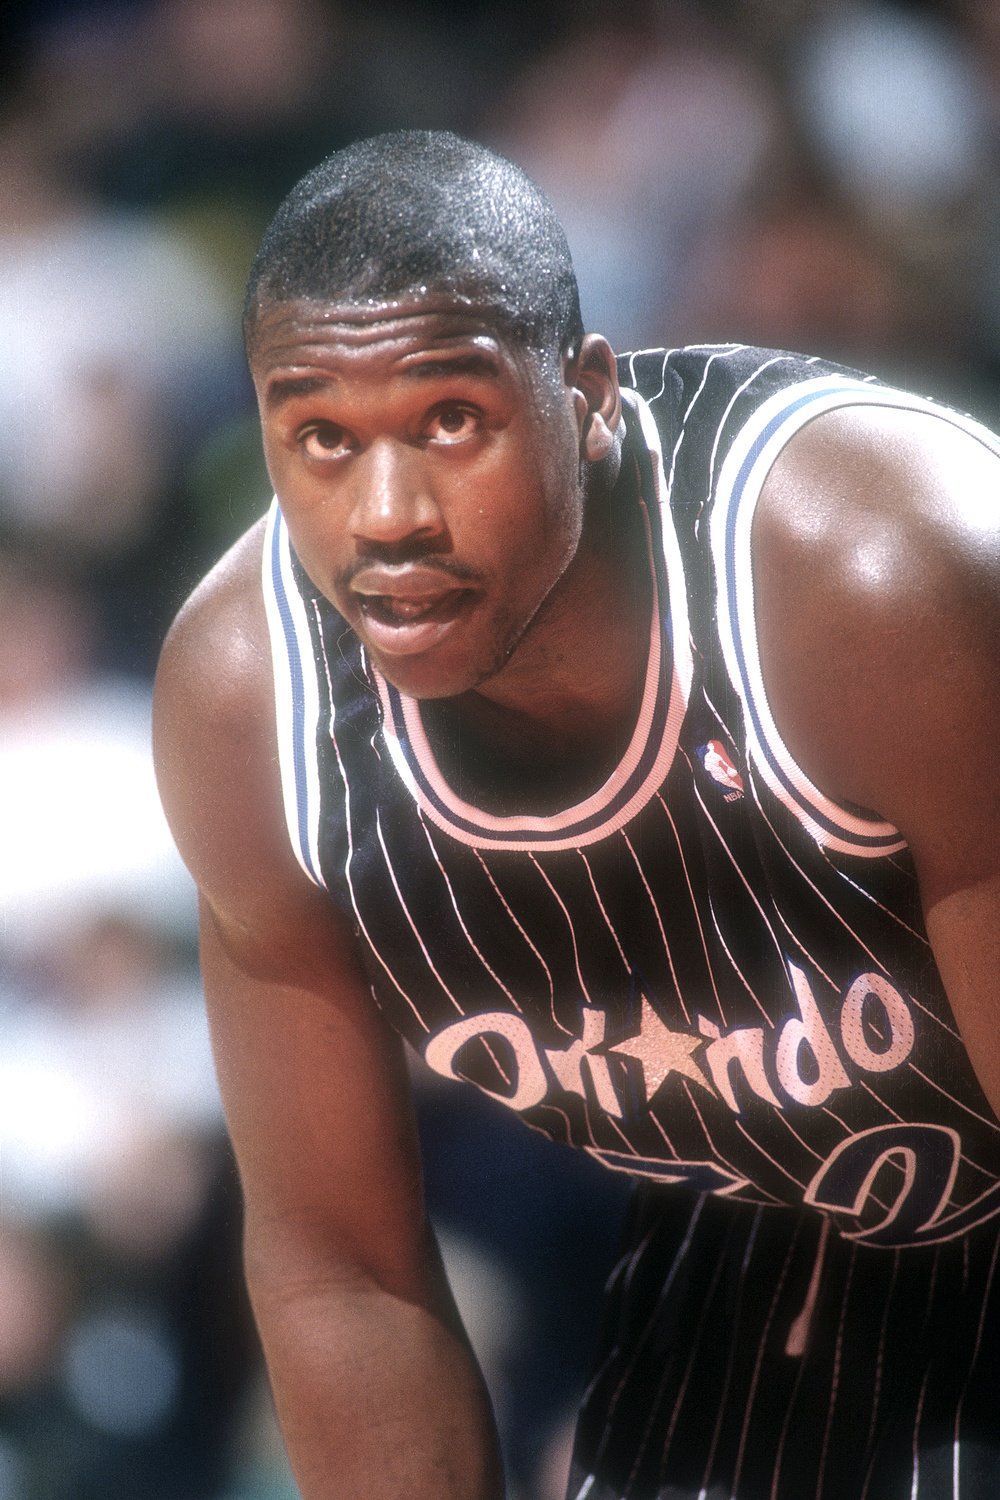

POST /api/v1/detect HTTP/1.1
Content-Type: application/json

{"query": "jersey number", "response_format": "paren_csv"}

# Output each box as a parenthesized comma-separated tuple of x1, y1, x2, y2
(806, 1123, 1000, 1246)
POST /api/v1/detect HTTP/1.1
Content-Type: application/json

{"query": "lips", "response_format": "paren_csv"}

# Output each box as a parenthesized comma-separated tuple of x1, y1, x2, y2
(349, 564, 477, 657)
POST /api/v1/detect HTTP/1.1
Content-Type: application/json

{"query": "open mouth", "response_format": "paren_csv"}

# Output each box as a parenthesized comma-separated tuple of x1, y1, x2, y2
(354, 585, 475, 657)
(360, 589, 469, 627)
(348, 562, 480, 658)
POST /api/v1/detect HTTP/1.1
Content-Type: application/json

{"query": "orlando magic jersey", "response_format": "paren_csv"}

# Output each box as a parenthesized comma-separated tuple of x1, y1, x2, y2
(263, 345, 1000, 1498)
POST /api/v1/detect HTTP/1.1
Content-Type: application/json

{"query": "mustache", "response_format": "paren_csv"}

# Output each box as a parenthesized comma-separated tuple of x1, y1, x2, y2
(335, 551, 485, 592)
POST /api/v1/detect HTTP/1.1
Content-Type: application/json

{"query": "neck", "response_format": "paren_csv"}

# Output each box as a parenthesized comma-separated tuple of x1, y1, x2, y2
(422, 455, 653, 811)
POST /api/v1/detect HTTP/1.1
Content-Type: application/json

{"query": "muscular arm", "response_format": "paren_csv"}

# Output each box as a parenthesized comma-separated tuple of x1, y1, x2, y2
(153, 522, 503, 1498)
(754, 403, 1000, 1112)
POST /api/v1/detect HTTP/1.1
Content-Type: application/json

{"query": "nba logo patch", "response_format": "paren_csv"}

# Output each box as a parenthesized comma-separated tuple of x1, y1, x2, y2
(698, 740, 744, 801)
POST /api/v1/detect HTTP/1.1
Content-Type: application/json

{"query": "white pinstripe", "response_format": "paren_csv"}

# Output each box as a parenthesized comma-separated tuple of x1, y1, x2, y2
(659, 345, 747, 506)
(732, 1117, 808, 1195)
(594, 1197, 708, 1476)
(418, 818, 524, 1013)
(769, 1309, 814, 1500)
(472, 850, 560, 1024)
(577, 1225, 663, 1415)
(749, 784, 958, 1041)
(907, 1065, 1000, 1137)
(647, 1106, 682, 1161)
(577, 848, 634, 978)
(696, 1207, 765, 1500)
(951, 1231, 1000, 1499)
(628, 1223, 732, 1491)
(682, 763, 786, 1020)
(657, 795, 725, 1016)
(375, 810, 465, 1016)
(813, 1243, 857, 1500)
(704, 892, 773, 1025)
(680, 1079, 754, 1195)
(619, 828, 690, 1023)
(821, 852, 932, 947)
(855, 1080, 999, 1186)
(862, 1248, 902, 1491)
(528, 853, 596, 1008)
(313, 604, 429, 1028)
(730, 1224, 805, 1500)
(910, 1364, 932, 1500)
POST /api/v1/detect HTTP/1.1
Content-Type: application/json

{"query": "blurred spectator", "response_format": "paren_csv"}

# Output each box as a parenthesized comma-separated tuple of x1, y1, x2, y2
(486, 1, 781, 346)
(0, 9, 250, 675)
(0, 913, 219, 1229)
(675, 181, 991, 414)
(0, 902, 255, 1499)
(0, 548, 192, 952)
(787, 3, 988, 236)
(0, 537, 255, 1497)
(86, 0, 359, 299)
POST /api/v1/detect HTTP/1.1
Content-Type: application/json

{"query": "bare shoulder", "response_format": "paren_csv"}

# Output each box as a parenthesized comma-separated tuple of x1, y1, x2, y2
(755, 400, 1000, 587)
(753, 401, 1000, 897)
(155, 515, 271, 741)
(153, 516, 318, 940)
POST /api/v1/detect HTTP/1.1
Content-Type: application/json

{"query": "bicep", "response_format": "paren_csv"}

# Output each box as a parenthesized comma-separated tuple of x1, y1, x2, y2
(894, 623, 1000, 1118)
(921, 875, 1000, 1117)
(755, 403, 1000, 1109)
(889, 567, 1000, 1114)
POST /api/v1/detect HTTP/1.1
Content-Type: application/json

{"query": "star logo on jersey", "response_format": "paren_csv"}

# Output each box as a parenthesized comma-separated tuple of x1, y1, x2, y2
(537, 999, 712, 1117)
(607, 995, 710, 1101)
(697, 739, 744, 800)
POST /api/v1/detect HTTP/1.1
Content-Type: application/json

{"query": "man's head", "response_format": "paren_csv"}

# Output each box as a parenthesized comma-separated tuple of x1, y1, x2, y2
(243, 130, 584, 368)
(246, 131, 622, 703)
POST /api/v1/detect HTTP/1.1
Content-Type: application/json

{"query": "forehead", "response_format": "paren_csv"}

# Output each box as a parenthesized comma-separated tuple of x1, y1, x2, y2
(249, 293, 539, 380)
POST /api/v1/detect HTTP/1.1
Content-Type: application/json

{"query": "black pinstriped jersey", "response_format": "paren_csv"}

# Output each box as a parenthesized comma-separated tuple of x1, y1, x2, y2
(263, 343, 1000, 1252)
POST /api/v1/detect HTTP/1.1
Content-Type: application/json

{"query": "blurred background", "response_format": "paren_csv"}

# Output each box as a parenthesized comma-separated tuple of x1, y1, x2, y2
(2, 0, 999, 1495)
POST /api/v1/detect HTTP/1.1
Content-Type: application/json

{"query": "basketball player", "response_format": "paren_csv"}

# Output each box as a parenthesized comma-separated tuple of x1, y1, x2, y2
(153, 132, 1000, 1498)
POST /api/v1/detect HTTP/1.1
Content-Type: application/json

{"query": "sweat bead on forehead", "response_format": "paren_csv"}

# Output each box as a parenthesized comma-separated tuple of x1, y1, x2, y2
(242, 130, 585, 367)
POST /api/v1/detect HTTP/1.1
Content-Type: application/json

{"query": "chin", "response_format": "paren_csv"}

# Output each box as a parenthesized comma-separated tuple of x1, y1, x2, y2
(364, 613, 526, 702)
(368, 650, 481, 702)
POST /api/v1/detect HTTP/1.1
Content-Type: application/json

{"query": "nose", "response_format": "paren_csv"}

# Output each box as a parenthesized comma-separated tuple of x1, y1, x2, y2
(349, 437, 445, 550)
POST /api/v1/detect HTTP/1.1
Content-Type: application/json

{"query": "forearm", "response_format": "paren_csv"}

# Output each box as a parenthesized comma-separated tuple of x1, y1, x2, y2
(248, 1262, 505, 1499)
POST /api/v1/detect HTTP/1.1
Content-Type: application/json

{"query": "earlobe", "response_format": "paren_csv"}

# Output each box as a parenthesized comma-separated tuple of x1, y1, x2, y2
(584, 414, 616, 461)
(566, 333, 622, 464)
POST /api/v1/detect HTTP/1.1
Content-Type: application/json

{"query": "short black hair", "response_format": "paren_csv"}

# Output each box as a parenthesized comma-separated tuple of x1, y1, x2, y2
(243, 130, 584, 361)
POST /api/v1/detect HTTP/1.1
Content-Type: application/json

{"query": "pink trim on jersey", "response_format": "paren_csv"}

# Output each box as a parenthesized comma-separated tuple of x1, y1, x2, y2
(373, 510, 664, 839)
(370, 390, 694, 852)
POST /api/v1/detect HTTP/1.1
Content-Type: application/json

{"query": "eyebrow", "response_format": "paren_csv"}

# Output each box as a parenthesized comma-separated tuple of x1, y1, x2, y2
(404, 351, 502, 380)
(264, 350, 502, 411)
(265, 375, 334, 410)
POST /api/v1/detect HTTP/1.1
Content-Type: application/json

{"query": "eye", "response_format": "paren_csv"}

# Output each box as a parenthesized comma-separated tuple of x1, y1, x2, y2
(426, 405, 480, 445)
(297, 421, 354, 461)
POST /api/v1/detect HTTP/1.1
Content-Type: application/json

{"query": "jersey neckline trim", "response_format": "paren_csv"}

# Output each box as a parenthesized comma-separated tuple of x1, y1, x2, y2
(370, 389, 694, 851)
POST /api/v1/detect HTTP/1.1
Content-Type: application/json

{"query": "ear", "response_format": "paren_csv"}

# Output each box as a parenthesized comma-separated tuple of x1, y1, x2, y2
(565, 333, 621, 464)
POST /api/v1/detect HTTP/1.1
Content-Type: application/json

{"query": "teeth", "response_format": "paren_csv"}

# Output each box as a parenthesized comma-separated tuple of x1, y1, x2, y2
(360, 587, 468, 627)
(370, 595, 435, 623)
(386, 597, 431, 620)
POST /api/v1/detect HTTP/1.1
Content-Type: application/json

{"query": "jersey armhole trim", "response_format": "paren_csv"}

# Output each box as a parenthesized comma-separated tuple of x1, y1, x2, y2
(707, 377, 974, 858)
(260, 500, 327, 887)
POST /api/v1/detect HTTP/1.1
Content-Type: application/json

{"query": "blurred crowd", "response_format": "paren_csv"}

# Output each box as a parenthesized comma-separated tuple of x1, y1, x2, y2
(2, 0, 999, 1496)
